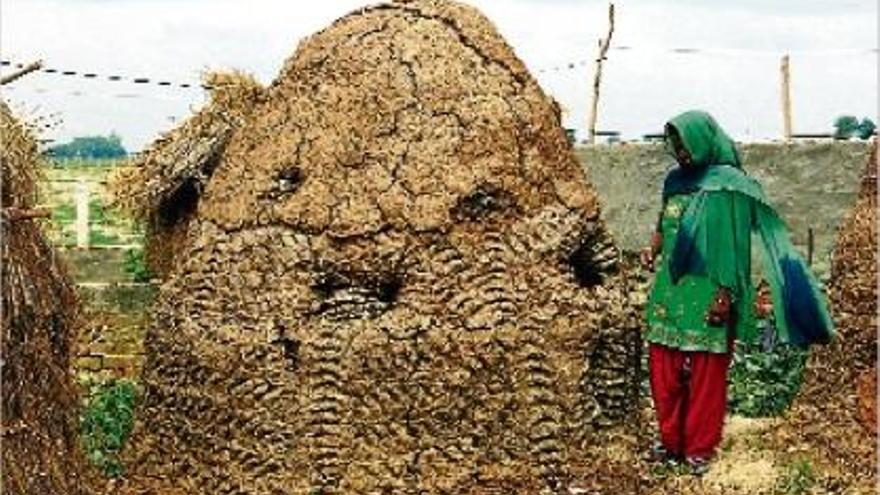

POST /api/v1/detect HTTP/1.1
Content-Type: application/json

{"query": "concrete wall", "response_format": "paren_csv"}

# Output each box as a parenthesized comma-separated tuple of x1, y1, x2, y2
(576, 141, 871, 280)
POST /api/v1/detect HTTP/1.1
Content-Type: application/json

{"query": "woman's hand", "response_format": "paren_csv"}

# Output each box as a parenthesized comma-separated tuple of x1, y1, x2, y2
(639, 247, 655, 271)
(640, 232, 663, 271)
(706, 287, 732, 326)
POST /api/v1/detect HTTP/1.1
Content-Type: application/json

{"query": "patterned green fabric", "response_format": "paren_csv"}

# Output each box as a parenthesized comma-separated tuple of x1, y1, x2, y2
(645, 194, 748, 353)
(658, 110, 834, 347)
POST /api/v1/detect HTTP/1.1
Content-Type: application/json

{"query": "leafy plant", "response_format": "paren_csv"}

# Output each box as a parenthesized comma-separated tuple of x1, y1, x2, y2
(776, 457, 817, 495)
(123, 248, 153, 282)
(834, 115, 876, 140)
(857, 117, 876, 140)
(833, 115, 860, 139)
(80, 379, 138, 478)
(728, 337, 808, 417)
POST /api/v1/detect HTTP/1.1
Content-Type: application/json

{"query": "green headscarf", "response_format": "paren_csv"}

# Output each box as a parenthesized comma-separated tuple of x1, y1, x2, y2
(664, 110, 742, 169)
(660, 110, 834, 347)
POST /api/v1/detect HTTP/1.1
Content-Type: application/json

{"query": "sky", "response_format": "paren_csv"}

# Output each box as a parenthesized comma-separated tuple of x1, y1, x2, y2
(1, 0, 877, 151)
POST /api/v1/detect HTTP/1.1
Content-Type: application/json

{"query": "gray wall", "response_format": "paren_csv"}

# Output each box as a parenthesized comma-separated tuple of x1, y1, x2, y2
(576, 141, 871, 280)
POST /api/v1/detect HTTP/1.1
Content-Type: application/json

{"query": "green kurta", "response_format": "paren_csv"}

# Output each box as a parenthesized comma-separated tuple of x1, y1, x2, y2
(646, 109, 833, 351)
(645, 193, 749, 354)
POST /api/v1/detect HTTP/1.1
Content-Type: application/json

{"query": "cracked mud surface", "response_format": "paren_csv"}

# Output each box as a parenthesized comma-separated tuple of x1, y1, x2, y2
(128, 1, 642, 493)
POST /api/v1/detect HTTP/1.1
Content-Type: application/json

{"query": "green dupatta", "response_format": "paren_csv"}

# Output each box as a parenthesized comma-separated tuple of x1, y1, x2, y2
(662, 111, 833, 346)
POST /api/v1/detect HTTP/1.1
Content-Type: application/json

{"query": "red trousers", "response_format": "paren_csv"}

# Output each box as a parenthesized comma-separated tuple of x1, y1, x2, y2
(648, 343, 731, 459)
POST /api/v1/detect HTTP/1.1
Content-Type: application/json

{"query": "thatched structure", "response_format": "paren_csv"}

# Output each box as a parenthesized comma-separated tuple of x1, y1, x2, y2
(1, 101, 92, 494)
(111, 71, 266, 276)
(127, 1, 642, 493)
(776, 140, 877, 490)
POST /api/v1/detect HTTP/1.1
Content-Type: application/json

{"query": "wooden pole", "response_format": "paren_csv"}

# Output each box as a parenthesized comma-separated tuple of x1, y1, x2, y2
(75, 179, 90, 249)
(0, 60, 43, 86)
(781, 54, 793, 143)
(807, 227, 814, 267)
(587, 3, 615, 145)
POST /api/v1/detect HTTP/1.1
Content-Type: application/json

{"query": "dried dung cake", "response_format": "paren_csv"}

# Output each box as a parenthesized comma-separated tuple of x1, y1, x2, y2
(1, 101, 93, 494)
(110, 71, 266, 276)
(775, 140, 877, 490)
(127, 1, 642, 493)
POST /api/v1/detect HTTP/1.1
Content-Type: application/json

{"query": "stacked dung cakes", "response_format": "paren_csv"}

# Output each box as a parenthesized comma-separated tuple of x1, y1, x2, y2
(1, 101, 94, 494)
(111, 71, 266, 277)
(775, 140, 877, 491)
(124, 1, 642, 493)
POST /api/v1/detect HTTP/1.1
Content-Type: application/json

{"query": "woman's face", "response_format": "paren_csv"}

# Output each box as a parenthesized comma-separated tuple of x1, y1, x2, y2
(667, 127, 693, 168)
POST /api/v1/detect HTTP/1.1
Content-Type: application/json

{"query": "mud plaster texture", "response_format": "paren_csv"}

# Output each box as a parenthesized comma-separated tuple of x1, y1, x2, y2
(1, 101, 94, 494)
(774, 140, 878, 493)
(125, 1, 643, 493)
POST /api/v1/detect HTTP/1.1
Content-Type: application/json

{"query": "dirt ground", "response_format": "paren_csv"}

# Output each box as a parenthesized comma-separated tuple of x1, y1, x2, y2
(571, 405, 872, 495)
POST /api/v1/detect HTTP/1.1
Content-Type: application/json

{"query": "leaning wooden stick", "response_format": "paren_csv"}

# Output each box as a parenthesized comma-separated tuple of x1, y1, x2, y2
(0, 60, 43, 86)
(2, 207, 51, 221)
(587, 4, 615, 145)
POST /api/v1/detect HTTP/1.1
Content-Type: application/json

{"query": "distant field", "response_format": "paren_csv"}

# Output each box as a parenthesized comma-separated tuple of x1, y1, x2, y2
(37, 159, 154, 379)
(37, 159, 144, 284)
(39, 159, 143, 250)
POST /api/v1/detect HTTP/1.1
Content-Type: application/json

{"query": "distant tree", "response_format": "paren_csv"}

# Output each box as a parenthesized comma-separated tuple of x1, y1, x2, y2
(833, 115, 860, 139)
(857, 117, 876, 140)
(46, 133, 128, 160)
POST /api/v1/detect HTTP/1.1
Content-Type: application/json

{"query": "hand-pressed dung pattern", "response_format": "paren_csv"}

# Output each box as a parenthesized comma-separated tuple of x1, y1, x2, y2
(121, 1, 642, 492)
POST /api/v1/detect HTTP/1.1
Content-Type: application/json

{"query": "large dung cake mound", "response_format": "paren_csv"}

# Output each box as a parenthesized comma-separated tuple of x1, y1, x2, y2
(1, 101, 93, 494)
(128, 1, 641, 493)
(776, 140, 877, 489)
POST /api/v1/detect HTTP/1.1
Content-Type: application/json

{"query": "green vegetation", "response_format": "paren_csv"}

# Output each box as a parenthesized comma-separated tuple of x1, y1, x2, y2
(776, 457, 817, 494)
(857, 117, 876, 140)
(90, 229, 123, 246)
(124, 248, 153, 282)
(46, 180, 143, 248)
(50, 197, 110, 223)
(834, 115, 876, 140)
(80, 378, 138, 478)
(50, 199, 122, 246)
(46, 134, 128, 160)
(728, 336, 808, 417)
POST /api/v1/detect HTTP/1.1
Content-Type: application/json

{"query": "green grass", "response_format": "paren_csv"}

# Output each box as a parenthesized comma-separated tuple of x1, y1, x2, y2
(80, 378, 138, 478)
(45, 170, 144, 247)
(89, 229, 123, 246)
(50, 199, 112, 227)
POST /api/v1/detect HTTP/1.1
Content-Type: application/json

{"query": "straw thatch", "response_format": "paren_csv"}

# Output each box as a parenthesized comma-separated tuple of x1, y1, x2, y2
(1, 101, 93, 494)
(127, 1, 642, 493)
(775, 140, 877, 490)
(110, 71, 266, 276)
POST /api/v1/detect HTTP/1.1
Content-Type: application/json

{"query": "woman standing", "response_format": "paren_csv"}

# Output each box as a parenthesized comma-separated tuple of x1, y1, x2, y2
(641, 110, 833, 475)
